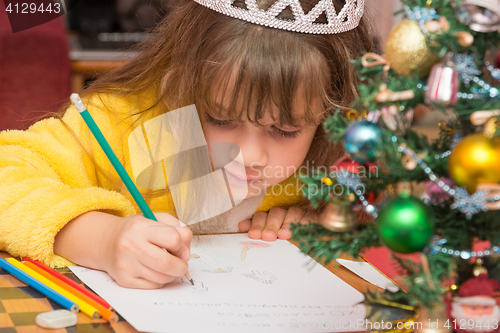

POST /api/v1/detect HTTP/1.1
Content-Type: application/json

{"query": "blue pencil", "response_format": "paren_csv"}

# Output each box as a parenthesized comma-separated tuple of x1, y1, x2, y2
(0, 257, 79, 313)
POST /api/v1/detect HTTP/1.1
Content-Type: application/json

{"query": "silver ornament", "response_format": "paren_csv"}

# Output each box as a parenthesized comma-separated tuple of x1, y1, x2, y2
(456, 0, 500, 33)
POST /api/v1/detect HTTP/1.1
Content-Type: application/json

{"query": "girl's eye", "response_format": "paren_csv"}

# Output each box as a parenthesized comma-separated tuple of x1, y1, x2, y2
(273, 126, 301, 139)
(204, 114, 232, 127)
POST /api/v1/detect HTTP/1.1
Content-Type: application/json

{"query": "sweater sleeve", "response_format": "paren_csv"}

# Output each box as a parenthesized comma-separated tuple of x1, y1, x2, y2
(0, 96, 137, 268)
(256, 173, 304, 213)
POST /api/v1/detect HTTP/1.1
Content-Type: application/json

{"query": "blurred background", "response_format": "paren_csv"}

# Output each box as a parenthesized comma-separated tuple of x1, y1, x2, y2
(0, 0, 402, 130)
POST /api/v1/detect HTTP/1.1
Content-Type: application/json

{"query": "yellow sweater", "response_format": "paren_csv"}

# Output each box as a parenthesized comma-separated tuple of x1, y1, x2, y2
(0, 94, 303, 268)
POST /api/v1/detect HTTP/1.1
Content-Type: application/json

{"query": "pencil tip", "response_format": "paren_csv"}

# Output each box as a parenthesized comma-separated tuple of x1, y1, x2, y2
(189, 279, 194, 285)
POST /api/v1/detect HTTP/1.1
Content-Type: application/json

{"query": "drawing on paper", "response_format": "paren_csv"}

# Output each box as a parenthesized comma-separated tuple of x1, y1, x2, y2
(177, 277, 209, 293)
(189, 249, 248, 273)
(242, 270, 277, 284)
(239, 241, 272, 261)
(187, 237, 273, 273)
(241, 247, 249, 260)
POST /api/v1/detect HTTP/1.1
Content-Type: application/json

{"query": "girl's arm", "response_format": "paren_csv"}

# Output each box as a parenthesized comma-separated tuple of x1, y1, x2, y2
(54, 211, 192, 289)
(0, 94, 178, 272)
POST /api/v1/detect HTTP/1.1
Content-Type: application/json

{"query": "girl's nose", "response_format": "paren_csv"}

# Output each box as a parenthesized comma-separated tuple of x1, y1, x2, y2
(235, 127, 268, 167)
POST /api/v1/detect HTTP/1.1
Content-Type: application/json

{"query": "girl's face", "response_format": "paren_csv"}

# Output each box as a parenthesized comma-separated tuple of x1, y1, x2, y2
(201, 96, 320, 199)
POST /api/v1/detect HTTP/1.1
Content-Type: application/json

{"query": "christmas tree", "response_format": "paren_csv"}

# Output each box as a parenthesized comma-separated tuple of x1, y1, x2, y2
(293, 0, 500, 328)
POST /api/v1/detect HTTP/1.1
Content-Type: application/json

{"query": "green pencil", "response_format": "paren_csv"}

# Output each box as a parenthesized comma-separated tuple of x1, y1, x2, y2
(70, 93, 193, 285)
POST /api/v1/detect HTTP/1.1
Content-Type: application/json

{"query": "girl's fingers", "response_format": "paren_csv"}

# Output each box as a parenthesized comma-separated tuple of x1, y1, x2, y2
(154, 213, 185, 227)
(116, 275, 165, 290)
(261, 207, 287, 241)
(176, 224, 193, 248)
(154, 213, 193, 248)
(137, 263, 177, 286)
(238, 219, 252, 232)
(139, 243, 189, 278)
(278, 207, 305, 240)
(248, 212, 268, 239)
(147, 225, 190, 260)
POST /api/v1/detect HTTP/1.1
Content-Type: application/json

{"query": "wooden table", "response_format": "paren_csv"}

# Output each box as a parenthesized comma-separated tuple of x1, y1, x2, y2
(0, 250, 377, 333)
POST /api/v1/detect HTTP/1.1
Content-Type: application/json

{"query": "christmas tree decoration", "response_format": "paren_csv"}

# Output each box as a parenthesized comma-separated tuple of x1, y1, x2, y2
(343, 120, 382, 163)
(321, 177, 333, 186)
(361, 53, 390, 73)
(375, 194, 435, 254)
(330, 156, 377, 205)
(450, 187, 490, 219)
(401, 152, 418, 170)
(424, 16, 450, 34)
(330, 156, 377, 175)
(425, 53, 459, 107)
(379, 106, 414, 134)
(446, 274, 500, 333)
(449, 134, 500, 193)
(472, 258, 488, 276)
(470, 109, 500, 125)
(293, 0, 500, 316)
(454, 31, 475, 47)
(425, 178, 454, 203)
(319, 200, 359, 232)
(478, 183, 500, 211)
(385, 20, 440, 76)
(375, 84, 415, 103)
(399, 144, 425, 171)
(456, 0, 500, 33)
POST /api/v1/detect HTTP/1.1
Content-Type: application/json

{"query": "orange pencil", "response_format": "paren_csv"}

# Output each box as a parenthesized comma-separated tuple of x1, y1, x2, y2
(22, 261, 118, 323)
(22, 258, 112, 310)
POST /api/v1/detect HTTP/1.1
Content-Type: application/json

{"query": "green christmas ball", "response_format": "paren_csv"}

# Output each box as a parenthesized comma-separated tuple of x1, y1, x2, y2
(375, 194, 435, 254)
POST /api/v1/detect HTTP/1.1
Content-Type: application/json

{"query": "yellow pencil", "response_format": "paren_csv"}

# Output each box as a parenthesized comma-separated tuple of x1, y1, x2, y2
(6, 258, 100, 319)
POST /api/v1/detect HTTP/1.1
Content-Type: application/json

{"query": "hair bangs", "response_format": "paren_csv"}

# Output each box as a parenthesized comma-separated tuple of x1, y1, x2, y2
(197, 29, 330, 128)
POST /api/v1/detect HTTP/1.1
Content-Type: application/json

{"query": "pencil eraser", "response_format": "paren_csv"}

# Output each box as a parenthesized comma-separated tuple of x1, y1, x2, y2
(36, 310, 77, 329)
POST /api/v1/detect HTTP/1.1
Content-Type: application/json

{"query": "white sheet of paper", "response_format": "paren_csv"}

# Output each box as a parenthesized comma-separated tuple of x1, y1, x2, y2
(336, 258, 399, 292)
(70, 234, 366, 333)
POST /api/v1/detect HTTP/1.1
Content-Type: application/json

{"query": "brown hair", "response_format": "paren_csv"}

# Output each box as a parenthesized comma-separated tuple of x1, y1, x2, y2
(79, 0, 374, 211)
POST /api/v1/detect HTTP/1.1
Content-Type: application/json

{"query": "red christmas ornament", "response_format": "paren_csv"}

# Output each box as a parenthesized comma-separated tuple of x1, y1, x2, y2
(331, 156, 377, 174)
(330, 157, 376, 204)
(446, 274, 500, 333)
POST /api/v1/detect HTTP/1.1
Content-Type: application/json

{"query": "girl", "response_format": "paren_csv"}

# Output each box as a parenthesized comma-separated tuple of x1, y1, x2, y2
(0, 0, 373, 289)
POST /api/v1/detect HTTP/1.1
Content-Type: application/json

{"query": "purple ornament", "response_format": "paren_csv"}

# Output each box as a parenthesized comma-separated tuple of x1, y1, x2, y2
(425, 178, 455, 203)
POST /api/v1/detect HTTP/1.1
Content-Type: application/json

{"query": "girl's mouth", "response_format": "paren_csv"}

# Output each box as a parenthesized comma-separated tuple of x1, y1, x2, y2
(223, 168, 260, 185)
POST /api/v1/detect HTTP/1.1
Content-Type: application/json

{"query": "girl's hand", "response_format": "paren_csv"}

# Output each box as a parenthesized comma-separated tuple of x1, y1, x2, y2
(102, 213, 192, 289)
(54, 211, 192, 290)
(238, 206, 311, 241)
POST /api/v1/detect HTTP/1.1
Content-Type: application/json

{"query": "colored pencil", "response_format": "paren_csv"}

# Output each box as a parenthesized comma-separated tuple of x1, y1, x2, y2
(6, 258, 100, 319)
(21, 258, 113, 310)
(71, 94, 155, 220)
(21, 257, 113, 310)
(23, 261, 118, 323)
(70, 93, 194, 286)
(0, 257, 79, 313)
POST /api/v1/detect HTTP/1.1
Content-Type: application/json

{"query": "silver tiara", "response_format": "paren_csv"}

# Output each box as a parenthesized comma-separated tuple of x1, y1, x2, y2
(193, 0, 365, 34)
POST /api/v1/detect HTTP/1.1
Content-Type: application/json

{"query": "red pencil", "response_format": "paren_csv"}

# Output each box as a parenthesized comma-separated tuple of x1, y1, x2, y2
(22, 258, 112, 310)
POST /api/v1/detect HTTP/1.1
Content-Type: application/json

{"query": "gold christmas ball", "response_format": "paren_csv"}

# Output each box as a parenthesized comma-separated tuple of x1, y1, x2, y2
(385, 20, 440, 77)
(449, 134, 500, 193)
